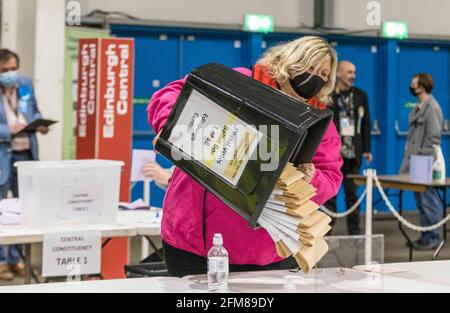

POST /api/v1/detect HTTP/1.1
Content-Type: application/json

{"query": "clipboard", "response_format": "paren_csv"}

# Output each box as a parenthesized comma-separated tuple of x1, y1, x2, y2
(17, 119, 58, 135)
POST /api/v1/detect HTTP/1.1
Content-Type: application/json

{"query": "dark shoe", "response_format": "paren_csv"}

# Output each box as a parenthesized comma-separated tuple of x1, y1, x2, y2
(413, 238, 441, 251)
(407, 237, 426, 247)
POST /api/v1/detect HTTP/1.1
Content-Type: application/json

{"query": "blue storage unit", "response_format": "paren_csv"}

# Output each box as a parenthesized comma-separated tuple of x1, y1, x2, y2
(111, 24, 449, 212)
(113, 28, 183, 207)
(181, 34, 248, 75)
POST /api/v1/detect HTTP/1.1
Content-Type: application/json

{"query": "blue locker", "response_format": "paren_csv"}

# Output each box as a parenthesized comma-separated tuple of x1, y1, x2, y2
(263, 34, 298, 53)
(181, 34, 247, 75)
(132, 34, 181, 134)
(114, 31, 182, 207)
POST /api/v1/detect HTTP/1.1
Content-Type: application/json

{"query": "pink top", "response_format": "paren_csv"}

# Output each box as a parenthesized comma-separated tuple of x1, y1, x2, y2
(147, 67, 343, 266)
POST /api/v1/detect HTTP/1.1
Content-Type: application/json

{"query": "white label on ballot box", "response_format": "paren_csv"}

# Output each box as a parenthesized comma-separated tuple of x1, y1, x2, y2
(60, 184, 104, 220)
(168, 90, 262, 187)
(42, 230, 101, 278)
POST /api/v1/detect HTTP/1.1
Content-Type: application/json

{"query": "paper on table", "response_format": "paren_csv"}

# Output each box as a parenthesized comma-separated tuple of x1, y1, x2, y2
(410, 155, 434, 184)
(0, 211, 22, 225)
(353, 264, 410, 275)
(0, 198, 21, 213)
(0, 198, 22, 225)
(119, 199, 150, 211)
(131, 149, 156, 182)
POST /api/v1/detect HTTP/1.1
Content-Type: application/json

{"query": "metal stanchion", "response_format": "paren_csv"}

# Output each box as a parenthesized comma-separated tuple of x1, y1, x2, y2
(141, 179, 151, 260)
(364, 169, 375, 265)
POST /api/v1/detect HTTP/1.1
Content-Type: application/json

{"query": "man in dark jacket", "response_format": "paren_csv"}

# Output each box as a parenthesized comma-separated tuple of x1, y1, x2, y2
(326, 61, 372, 235)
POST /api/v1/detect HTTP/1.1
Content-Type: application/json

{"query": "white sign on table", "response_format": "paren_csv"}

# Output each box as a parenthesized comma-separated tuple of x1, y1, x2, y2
(59, 184, 104, 220)
(42, 230, 101, 278)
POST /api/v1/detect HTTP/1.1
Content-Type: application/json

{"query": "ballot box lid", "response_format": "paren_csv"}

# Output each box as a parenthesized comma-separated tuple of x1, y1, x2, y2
(155, 63, 332, 228)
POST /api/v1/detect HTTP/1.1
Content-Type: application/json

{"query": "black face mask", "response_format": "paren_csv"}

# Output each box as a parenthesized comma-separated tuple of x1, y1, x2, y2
(409, 86, 421, 97)
(289, 72, 326, 100)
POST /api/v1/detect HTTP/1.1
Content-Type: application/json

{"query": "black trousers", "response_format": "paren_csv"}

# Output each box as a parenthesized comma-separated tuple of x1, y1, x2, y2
(325, 158, 361, 235)
(163, 241, 298, 278)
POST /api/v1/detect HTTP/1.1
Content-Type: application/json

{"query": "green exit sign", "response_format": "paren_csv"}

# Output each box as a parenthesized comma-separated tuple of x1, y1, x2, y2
(382, 21, 409, 40)
(244, 14, 274, 33)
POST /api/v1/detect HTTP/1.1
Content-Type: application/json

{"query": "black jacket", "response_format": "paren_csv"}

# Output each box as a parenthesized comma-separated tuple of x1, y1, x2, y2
(330, 87, 371, 164)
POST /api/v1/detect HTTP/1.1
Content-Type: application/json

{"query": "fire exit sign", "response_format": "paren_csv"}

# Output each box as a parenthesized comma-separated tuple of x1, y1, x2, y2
(244, 14, 274, 33)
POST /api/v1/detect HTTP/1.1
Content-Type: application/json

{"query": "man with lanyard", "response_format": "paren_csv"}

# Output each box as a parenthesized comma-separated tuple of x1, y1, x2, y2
(0, 49, 49, 280)
(326, 60, 372, 235)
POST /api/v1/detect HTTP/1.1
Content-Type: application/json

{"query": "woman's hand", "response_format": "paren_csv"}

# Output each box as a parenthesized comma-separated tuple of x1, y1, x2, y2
(141, 162, 172, 187)
(298, 163, 316, 183)
(9, 124, 26, 136)
(36, 126, 49, 135)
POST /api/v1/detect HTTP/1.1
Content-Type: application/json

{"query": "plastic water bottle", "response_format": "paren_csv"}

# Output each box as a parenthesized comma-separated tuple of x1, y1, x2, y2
(433, 145, 446, 183)
(207, 234, 229, 293)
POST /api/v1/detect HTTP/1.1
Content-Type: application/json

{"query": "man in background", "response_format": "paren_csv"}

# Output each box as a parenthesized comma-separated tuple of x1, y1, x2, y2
(0, 49, 49, 280)
(400, 73, 443, 250)
(326, 61, 372, 235)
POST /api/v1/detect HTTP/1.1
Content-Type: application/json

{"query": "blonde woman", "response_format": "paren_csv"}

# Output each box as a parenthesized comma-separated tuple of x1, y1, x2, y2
(147, 36, 343, 277)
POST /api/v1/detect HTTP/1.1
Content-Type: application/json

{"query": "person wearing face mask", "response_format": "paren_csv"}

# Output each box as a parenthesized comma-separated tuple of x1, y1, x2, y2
(0, 49, 49, 281)
(400, 73, 444, 251)
(147, 36, 343, 277)
(324, 61, 372, 235)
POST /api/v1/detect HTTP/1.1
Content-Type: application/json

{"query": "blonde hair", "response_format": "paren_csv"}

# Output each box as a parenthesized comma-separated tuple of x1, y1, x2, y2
(257, 36, 337, 104)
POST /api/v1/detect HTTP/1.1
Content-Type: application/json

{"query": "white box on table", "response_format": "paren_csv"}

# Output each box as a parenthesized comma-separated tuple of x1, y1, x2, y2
(15, 160, 124, 228)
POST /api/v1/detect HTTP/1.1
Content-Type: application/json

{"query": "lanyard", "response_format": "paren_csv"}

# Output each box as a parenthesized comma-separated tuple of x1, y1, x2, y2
(338, 92, 354, 116)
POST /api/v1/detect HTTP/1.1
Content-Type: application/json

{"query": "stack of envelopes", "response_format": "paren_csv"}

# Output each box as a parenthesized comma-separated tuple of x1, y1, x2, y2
(258, 163, 332, 273)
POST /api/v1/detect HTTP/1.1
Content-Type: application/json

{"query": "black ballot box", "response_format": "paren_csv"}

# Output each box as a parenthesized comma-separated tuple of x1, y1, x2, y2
(155, 63, 333, 228)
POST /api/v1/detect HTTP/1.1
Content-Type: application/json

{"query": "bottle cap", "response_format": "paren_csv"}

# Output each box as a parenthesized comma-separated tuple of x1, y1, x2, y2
(213, 234, 223, 246)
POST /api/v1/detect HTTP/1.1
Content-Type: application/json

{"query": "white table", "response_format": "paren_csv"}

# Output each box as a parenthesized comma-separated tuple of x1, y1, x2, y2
(117, 209, 162, 260)
(117, 209, 162, 237)
(0, 277, 202, 293)
(0, 260, 449, 293)
(0, 209, 162, 284)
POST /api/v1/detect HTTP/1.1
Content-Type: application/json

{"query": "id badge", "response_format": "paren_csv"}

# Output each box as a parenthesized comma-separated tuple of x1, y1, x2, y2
(340, 118, 355, 137)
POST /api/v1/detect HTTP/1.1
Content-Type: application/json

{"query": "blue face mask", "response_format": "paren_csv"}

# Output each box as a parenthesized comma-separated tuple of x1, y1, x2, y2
(0, 71, 19, 88)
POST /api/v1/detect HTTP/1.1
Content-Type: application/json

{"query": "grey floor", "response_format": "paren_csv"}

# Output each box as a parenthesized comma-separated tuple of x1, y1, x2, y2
(1, 211, 449, 287)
